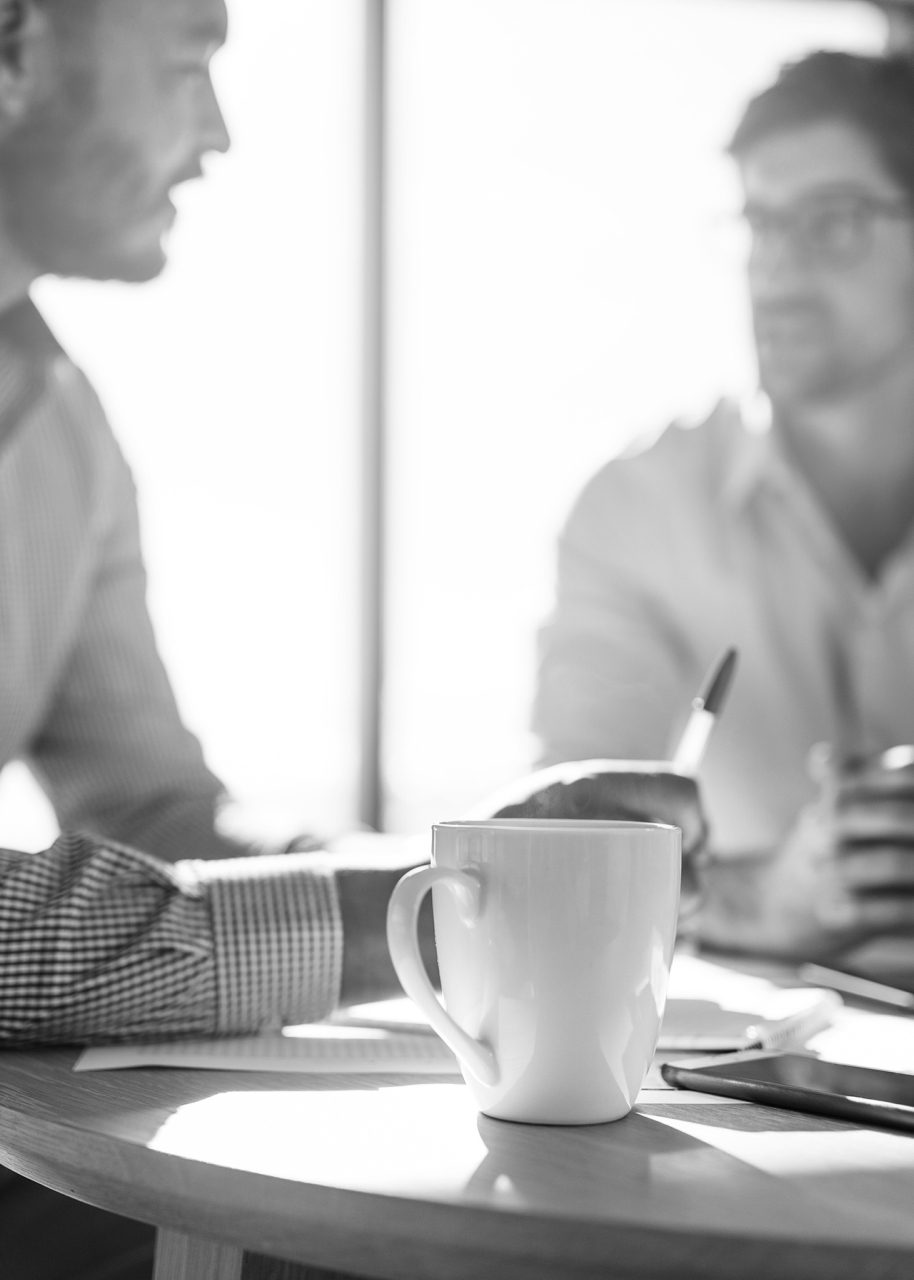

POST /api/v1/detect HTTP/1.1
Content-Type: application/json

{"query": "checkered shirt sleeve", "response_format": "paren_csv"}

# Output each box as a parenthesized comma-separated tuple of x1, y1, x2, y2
(0, 834, 342, 1045)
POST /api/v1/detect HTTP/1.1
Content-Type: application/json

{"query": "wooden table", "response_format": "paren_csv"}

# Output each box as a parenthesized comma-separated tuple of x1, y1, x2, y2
(2, 1007, 914, 1280)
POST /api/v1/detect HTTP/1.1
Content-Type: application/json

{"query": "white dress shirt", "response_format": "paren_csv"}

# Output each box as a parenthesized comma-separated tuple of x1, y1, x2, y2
(535, 398, 914, 856)
(0, 301, 346, 1045)
(0, 297, 315, 858)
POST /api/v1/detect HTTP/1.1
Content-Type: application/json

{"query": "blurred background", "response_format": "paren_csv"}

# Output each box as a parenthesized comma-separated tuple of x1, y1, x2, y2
(0, 0, 895, 849)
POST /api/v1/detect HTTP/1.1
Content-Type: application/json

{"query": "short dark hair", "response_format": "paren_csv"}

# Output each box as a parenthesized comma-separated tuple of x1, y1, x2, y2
(728, 51, 914, 200)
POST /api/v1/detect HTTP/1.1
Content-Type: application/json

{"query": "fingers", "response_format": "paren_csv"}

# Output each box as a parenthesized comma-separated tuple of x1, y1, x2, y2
(821, 890, 914, 934)
(834, 798, 914, 845)
(819, 845, 914, 935)
(836, 752, 914, 804)
(828, 787, 914, 939)
(838, 846, 914, 891)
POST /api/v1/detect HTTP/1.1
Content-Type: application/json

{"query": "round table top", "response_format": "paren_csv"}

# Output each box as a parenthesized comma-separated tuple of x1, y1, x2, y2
(2, 1029, 914, 1280)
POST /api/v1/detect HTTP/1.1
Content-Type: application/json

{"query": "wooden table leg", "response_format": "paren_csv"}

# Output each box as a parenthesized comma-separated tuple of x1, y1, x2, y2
(153, 1227, 244, 1280)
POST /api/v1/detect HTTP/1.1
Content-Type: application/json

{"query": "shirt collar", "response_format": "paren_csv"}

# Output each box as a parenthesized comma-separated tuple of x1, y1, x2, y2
(0, 299, 61, 458)
(0, 297, 63, 363)
(721, 392, 796, 512)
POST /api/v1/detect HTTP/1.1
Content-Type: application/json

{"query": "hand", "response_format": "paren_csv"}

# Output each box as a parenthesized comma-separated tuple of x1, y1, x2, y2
(699, 745, 914, 961)
(829, 746, 914, 939)
(333, 839, 438, 1006)
(466, 758, 708, 918)
(718, 800, 850, 959)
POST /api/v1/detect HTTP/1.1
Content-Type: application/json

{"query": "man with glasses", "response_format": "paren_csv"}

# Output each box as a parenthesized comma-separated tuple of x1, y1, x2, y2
(536, 50, 914, 972)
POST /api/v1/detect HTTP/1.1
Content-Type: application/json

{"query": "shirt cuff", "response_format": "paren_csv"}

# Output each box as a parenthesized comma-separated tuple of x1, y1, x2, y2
(183, 853, 342, 1033)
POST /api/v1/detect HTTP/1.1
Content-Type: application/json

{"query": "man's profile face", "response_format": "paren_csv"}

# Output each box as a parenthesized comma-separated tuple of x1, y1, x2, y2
(0, 0, 229, 282)
(739, 119, 914, 409)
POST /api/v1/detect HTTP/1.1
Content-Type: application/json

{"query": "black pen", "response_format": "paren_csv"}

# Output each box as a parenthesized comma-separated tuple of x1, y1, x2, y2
(671, 647, 738, 776)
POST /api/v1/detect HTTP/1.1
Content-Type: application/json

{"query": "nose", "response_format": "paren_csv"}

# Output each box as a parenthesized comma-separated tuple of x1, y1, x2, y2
(199, 77, 231, 158)
(748, 228, 814, 295)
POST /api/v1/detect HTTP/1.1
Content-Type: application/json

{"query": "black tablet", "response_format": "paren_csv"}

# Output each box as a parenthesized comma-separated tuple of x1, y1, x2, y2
(660, 1051, 914, 1134)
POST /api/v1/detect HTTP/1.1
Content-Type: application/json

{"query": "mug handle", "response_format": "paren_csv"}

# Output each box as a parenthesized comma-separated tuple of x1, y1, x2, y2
(386, 866, 499, 1087)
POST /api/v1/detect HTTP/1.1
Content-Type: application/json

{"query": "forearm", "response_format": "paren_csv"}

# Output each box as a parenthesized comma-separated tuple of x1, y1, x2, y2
(0, 835, 216, 1044)
(0, 837, 342, 1046)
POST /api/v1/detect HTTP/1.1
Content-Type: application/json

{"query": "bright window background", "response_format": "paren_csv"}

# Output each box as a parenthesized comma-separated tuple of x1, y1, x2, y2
(0, 0, 367, 849)
(383, 0, 886, 831)
(0, 0, 890, 851)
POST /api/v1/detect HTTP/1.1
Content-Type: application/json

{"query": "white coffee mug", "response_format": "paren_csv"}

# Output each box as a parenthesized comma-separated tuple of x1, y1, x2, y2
(386, 819, 680, 1125)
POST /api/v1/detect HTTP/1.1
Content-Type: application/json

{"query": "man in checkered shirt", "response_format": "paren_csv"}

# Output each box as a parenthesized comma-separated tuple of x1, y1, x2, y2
(0, 1, 705, 1277)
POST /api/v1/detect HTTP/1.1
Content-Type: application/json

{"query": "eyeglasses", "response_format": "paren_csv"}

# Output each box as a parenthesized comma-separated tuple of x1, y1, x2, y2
(740, 191, 913, 270)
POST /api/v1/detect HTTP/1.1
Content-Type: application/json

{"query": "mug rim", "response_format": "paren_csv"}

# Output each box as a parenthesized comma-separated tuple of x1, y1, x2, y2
(434, 818, 679, 834)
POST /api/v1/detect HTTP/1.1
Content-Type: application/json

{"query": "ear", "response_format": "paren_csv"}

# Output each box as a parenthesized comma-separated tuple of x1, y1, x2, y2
(0, 1, 53, 128)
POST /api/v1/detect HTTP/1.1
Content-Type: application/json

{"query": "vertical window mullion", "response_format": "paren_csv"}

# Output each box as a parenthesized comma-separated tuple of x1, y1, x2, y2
(359, 0, 387, 831)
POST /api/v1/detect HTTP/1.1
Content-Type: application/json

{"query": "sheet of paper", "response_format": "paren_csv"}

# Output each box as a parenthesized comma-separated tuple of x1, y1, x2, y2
(74, 953, 840, 1074)
(335, 954, 841, 1052)
(658, 953, 840, 1050)
(75, 1024, 460, 1074)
